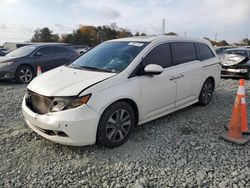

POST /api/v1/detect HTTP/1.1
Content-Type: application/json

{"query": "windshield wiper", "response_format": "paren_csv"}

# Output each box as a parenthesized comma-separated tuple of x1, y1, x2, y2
(73, 65, 113, 73)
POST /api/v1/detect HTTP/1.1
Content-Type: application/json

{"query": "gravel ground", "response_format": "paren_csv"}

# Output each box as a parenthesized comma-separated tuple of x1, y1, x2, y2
(0, 79, 249, 188)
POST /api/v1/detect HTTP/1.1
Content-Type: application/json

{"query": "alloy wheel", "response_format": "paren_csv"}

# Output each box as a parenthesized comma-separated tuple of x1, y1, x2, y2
(19, 68, 33, 83)
(106, 109, 131, 142)
(201, 80, 213, 104)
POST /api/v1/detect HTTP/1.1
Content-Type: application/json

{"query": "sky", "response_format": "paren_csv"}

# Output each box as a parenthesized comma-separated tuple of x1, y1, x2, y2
(0, 0, 249, 45)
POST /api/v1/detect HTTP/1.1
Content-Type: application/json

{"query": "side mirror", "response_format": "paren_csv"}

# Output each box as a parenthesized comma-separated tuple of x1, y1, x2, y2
(144, 64, 163, 75)
(35, 52, 42, 57)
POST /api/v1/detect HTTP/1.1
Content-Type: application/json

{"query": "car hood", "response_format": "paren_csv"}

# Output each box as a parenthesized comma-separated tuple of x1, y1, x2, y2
(220, 54, 249, 66)
(0, 56, 22, 63)
(27, 66, 116, 96)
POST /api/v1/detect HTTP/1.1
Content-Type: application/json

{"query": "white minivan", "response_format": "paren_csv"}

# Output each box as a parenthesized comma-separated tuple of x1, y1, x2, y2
(22, 36, 220, 148)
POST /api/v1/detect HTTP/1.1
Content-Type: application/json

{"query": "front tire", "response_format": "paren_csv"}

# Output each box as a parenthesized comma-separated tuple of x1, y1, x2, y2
(96, 101, 135, 148)
(198, 78, 214, 106)
(15, 65, 34, 84)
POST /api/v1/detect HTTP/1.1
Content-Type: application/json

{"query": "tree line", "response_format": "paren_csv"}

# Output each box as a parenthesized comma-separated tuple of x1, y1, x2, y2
(31, 24, 250, 47)
(31, 23, 146, 47)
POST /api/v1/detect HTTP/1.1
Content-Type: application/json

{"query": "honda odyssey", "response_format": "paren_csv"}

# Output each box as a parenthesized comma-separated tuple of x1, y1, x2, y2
(22, 36, 220, 148)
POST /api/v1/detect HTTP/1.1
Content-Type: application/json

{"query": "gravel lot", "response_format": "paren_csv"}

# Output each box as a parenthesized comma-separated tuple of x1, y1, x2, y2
(0, 79, 249, 188)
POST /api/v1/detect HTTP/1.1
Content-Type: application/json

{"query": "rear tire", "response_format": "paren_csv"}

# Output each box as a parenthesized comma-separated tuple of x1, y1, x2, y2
(15, 65, 34, 84)
(198, 78, 214, 106)
(96, 101, 135, 148)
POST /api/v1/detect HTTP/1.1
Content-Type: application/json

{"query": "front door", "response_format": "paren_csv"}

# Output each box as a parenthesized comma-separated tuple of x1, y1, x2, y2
(138, 43, 177, 120)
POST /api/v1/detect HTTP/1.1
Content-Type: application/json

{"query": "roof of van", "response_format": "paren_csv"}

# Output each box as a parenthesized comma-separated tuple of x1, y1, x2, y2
(110, 35, 211, 44)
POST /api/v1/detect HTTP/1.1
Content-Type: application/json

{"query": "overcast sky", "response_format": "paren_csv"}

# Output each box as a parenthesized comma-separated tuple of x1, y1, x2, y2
(0, 0, 249, 45)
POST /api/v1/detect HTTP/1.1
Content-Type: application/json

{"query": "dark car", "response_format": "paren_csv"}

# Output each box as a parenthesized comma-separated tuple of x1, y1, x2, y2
(0, 51, 6, 56)
(0, 44, 78, 83)
(0, 48, 8, 56)
(220, 48, 250, 79)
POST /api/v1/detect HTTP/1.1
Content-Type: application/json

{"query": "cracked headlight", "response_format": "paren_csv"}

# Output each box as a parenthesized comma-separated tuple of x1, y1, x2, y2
(49, 94, 91, 112)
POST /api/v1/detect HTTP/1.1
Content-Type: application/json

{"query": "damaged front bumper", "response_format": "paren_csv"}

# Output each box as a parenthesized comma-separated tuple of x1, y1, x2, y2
(221, 66, 250, 79)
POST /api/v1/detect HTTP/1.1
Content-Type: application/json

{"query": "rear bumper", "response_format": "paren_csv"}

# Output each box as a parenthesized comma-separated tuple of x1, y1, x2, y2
(22, 96, 100, 146)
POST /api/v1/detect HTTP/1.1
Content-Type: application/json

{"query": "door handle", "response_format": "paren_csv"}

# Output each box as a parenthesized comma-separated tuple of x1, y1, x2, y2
(170, 76, 179, 81)
(170, 74, 184, 81)
(178, 74, 184, 79)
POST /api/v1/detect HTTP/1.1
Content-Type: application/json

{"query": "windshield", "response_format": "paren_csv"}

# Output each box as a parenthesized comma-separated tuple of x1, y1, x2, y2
(68, 41, 148, 73)
(6, 45, 36, 57)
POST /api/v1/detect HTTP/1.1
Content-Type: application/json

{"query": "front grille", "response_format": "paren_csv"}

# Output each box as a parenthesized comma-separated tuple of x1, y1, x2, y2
(26, 90, 53, 114)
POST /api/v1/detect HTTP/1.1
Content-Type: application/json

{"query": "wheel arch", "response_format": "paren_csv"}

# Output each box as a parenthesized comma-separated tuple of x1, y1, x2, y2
(205, 76, 215, 90)
(101, 98, 139, 126)
(16, 63, 36, 75)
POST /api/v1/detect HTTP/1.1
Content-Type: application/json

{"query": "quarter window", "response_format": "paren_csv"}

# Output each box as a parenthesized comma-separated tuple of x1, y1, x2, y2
(142, 43, 172, 68)
(171, 42, 196, 64)
(197, 43, 215, 61)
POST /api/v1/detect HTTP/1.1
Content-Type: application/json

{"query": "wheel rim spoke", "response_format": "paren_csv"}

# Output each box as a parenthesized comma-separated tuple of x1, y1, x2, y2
(108, 116, 117, 124)
(117, 130, 124, 140)
(122, 114, 130, 121)
(121, 126, 127, 135)
(112, 131, 119, 141)
(107, 128, 116, 140)
(120, 110, 125, 120)
(122, 120, 131, 126)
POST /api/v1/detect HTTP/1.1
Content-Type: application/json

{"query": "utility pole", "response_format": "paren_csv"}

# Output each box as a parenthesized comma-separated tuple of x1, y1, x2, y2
(184, 31, 187, 37)
(215, 32, 217, 42)
(162, 18, 165, 34)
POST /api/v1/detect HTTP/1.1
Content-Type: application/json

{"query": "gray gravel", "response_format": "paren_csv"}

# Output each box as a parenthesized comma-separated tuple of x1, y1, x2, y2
(0, 79, 249, 188)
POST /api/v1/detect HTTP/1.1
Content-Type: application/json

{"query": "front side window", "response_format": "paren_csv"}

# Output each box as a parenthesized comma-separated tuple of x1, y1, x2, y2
(142, 43, 172, 68)
(69, 41, 148, 73)
(171, 42, 196, 64)
(197, 43, 215, 61)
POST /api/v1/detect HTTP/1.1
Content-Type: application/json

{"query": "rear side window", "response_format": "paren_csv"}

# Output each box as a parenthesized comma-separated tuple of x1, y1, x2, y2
(197, 43, 215, 61)
(171, 42, 196, 64)
(37, 47, 53, 55)
(53, 46, 69, 54)
(143, 43, 172, 68)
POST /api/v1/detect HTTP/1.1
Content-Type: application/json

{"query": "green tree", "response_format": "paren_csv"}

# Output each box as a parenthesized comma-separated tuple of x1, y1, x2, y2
(140, 33, 146, 36)
(241, 38, 250, 45)
(217, 40, 229, 46)
(204, 37, 229, 46)
(31, 27, 59, 42)
(117, 28, 132, 38)
(165, 32, 178, 36)
(135, 32, 140, 36)
(60, 23, 132, 46)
